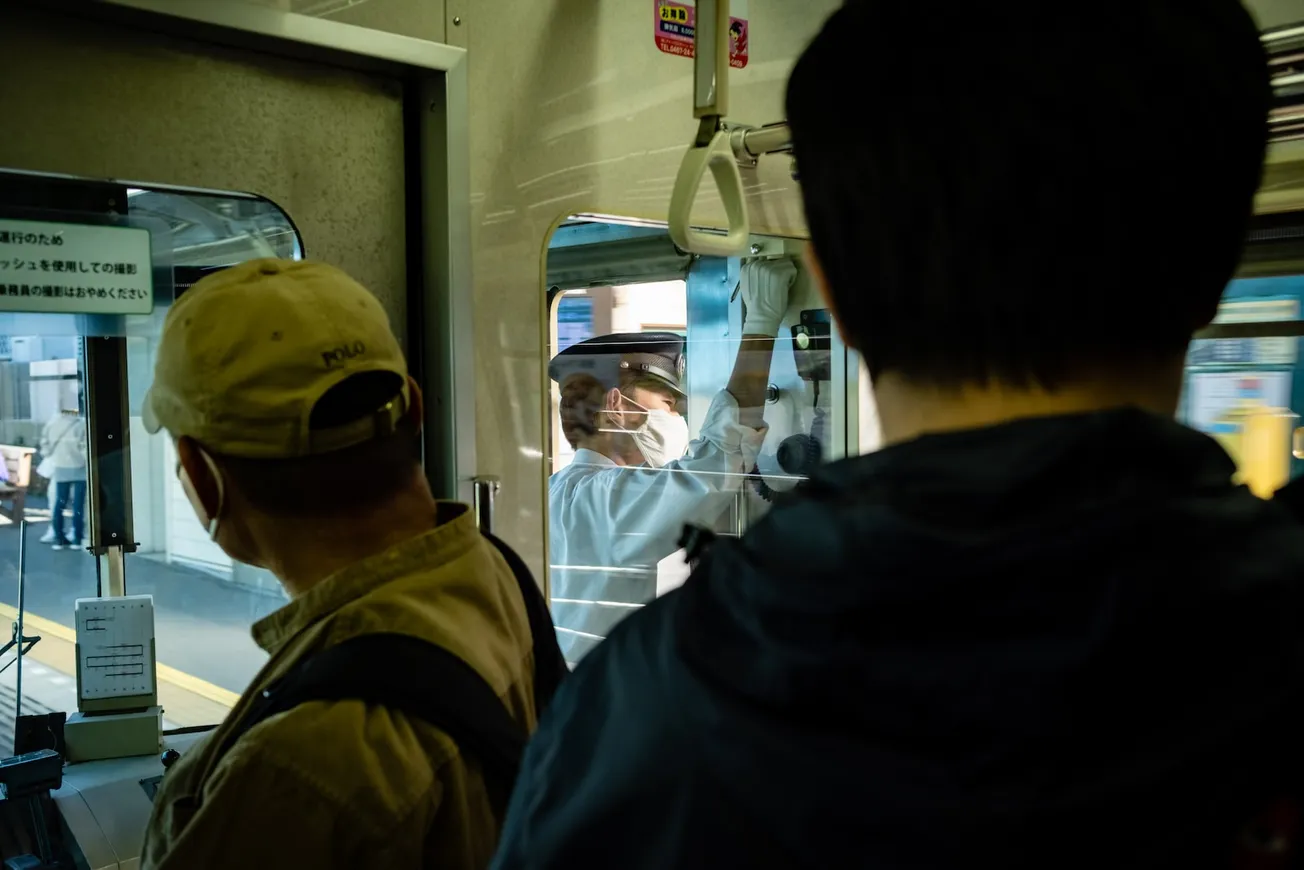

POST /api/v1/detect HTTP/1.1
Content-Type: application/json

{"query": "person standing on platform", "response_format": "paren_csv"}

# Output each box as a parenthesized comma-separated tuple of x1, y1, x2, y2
(39, 395, 87, 550)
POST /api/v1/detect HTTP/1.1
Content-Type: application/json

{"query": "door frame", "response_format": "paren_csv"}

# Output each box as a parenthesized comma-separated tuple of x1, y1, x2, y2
(35, 0, 478, 504)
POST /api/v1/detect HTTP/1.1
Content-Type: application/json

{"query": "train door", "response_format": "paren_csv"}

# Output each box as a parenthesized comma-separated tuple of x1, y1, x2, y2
(0, 0, 472, 787)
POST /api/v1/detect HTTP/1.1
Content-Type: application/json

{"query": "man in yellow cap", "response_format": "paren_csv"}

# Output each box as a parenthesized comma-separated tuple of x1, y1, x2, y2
(139, 258, 546, 870)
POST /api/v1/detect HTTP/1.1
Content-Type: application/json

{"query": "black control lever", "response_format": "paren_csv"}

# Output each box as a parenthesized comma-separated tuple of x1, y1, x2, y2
(0, 621, 41, 678)
(0, 749, 63, 869)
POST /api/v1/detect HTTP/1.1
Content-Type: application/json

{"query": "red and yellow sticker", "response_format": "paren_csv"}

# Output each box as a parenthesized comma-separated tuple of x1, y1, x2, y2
(654, 0, 749, 69)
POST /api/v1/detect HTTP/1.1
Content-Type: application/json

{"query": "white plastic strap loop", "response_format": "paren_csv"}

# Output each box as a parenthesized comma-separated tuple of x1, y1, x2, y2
(668, 127, 751, 257)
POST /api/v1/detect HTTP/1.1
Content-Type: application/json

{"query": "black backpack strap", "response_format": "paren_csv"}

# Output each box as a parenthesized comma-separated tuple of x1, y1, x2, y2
(213, 633, 526, 815)
(206, 534, 568, 816)
(481, 531, 570, 712)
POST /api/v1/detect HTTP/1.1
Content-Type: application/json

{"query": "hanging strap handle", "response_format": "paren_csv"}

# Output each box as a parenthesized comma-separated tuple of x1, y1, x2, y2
(668, 0, 750, 257)
(669, 123, 750, 257)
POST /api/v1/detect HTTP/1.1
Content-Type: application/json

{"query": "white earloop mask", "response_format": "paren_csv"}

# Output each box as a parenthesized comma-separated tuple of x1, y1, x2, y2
(600, 393, 690, 468)
(180, 446, 226, 542)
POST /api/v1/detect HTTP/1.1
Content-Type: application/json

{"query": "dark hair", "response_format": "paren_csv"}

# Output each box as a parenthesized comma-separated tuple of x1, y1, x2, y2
(787, 1, 1271, 389)
(218, 371, 420, 516)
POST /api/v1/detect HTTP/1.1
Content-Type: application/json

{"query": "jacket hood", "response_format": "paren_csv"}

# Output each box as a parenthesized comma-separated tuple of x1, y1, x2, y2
(673, 409, 1304, 862)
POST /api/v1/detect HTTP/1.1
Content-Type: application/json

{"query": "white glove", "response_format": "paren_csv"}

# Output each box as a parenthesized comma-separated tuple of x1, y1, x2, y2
(740, 258, 796, 336)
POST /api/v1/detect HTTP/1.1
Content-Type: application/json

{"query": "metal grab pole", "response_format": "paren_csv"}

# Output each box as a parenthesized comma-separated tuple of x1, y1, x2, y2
(473, 476, 500, 534)
(105, 547, 126, 598)
(669, 0, 751, 256)
(15, 520, 26, 726)
(692, 0, 730, 120)
(731, 123, 792, 162)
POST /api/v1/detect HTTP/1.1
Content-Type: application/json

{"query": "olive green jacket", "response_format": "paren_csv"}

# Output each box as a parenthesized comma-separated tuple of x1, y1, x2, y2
(142, 503, 537, 869)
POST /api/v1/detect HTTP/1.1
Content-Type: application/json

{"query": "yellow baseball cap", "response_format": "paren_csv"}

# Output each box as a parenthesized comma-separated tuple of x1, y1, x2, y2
(142, 258, 410, 459)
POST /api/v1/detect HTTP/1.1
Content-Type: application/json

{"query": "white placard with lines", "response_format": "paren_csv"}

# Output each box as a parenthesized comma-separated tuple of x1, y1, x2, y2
(75, 595, 155, 700)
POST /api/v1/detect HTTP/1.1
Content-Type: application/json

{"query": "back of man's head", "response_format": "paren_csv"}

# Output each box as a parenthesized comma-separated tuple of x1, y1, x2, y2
(144, 259, 420, 519)
(787, 1, 1271, 389)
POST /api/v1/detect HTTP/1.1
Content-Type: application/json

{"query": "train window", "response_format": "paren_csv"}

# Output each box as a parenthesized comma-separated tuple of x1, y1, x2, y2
(0, 340, 94, 750)
(123, 187, 302, 728)
(549, 283, 688, 475)
(543, 218, 857, 666)
(1179, 211, 1304, 497)
(0, 176, 303, 742)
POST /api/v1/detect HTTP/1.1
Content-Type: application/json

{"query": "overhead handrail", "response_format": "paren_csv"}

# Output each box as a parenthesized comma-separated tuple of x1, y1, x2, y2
(729, 122, 793, 171)
(668, 0, 750, 257)
(1266, 23, 1304, 143)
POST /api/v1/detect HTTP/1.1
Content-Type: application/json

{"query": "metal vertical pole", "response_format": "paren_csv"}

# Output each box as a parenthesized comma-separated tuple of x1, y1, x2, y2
(473, 476, 500, 533)
(693, 0, 729, 119)
(14, 520, 26, 728)
(83, 337, 135, 597)
(105, 549, 126, 598)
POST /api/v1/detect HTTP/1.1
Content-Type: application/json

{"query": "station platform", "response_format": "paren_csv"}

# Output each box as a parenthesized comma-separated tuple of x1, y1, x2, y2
(0, 514, 283, 734)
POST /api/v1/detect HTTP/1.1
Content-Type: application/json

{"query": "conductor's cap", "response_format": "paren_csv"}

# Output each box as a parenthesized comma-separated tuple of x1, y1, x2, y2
(549, 332, 686, 396)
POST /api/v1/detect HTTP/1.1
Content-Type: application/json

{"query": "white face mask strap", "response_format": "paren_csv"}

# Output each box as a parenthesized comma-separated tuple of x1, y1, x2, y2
(198, 447, 226, 540)
(618, 392, 650, 413)
(615, 392, 651, 430)
(598, 392, 649, 435)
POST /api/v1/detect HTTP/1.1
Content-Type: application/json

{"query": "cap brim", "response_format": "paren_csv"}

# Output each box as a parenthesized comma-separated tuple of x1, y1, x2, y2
(650, 375, 687, 397)
(141, 388, 163, 435)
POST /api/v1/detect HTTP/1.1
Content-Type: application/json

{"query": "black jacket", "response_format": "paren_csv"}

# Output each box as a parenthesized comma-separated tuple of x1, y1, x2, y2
(493, 409, 1304, 869)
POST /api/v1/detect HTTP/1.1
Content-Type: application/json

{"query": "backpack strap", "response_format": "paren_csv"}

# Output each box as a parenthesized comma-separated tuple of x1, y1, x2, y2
(213, 633, 527, 815)
(207, 533, 567, 816)
(481, 531, 569, 712)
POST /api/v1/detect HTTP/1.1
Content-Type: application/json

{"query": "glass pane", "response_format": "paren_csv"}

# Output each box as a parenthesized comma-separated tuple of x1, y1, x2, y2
(545, 223, 847, 667)
(123, 188, 303, 728)
(126, 188, 302, 268)
(1180, 274, 1304, 495)
(858, 358, 883, 455)
(0, 338, 94, 751)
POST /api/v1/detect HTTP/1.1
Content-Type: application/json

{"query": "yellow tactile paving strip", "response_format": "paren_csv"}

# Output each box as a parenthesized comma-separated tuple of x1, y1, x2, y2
(0, 603, 235, 728)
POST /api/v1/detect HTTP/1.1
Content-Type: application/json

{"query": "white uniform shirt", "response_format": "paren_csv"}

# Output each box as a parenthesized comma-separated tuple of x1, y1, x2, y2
(40, 414, 87, 483)
(548, 390, 765, 665)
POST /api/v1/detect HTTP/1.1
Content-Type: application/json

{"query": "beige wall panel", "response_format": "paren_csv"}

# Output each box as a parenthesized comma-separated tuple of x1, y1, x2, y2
(0, 10, 408, 342)
(1245, 0, 1302, 29)
(231, 0, 446, 42)
(322, 0, 446, 43)
(461, 0, 840, 571)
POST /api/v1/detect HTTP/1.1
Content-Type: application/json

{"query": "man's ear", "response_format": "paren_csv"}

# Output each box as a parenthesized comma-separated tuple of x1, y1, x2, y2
(603, 388, 624, 413)
(176, 436, 221, 521)
(403, 376, 424, 431)
(804, 243, 853, 349)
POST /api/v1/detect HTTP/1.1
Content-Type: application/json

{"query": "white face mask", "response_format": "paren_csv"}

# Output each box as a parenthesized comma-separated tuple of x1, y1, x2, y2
(604, 394, 690, 468)
(179, 445, 226, 542)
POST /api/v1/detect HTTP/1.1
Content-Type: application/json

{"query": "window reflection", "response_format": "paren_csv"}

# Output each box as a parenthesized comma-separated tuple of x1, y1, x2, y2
(126, 188, 301, 269)
(546, 245, 845, 664)
(550, 283, 687, 475)
(0, 336, 94, 751)
(1180, 275, 1304, 494)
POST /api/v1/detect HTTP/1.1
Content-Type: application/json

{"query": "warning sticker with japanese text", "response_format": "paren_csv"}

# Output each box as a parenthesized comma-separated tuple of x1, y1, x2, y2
(0, 219, 154, 315)
(655, 0, 749, 69)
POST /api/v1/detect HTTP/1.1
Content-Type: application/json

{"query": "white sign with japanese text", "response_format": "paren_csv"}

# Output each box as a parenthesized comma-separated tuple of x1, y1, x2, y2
(0, 218, 154, 315)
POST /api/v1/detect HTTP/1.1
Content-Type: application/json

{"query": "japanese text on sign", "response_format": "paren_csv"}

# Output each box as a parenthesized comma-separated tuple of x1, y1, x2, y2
(654, 0, 750, 68)
(0, 219, 153, 315)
